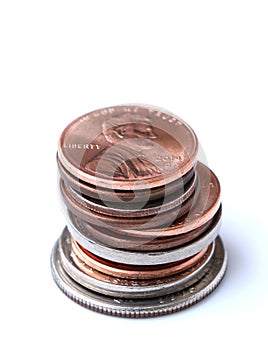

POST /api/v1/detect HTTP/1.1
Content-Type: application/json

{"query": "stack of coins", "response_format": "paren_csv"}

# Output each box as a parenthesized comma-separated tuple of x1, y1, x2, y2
(50, 105, 227, 318)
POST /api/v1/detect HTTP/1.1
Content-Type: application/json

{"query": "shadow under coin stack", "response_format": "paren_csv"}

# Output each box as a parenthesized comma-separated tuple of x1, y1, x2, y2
(51, 105, 227, 318)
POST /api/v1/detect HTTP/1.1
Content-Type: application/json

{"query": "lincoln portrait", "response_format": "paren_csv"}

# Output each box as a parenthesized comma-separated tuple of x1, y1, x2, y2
(84, 113, 161, 179)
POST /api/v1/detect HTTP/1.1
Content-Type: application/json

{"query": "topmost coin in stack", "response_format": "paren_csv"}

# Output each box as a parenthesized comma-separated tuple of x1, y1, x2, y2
(51, 104, 227, 318)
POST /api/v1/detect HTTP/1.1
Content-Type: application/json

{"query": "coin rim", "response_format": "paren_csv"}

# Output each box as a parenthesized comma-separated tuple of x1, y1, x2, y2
(57, 154, 196, 203)
(57, 104, 198, 190)
(50, 235, 227, 317)
(64, 171, 197, 218)
(57, 227, 215, 299)
(60, 162, 220, 234)
(67, 208, 221, 265)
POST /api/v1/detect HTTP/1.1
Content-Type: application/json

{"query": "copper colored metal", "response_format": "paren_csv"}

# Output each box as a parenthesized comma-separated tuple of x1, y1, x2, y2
(52, 231, 227, 312)
(58, 105, 198, 190)
(57, 154, 196, 203)
(60, 161, 220, 235)
(51, 104, 227, 317)
(68, 206, 221, 252)
(60, 176, 197, 230)
(65, 170, 197, 218)
(57, 225, 216, 297)
(122, 161, 221, 236)
(71, 236, 212, 280)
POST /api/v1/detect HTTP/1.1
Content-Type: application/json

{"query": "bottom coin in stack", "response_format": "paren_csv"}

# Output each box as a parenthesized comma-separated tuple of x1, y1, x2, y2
(50, 227, 227, 317)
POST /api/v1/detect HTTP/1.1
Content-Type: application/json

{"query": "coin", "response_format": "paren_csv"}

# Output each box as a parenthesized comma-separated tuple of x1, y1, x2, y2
(67, 211, 221, 265)
(58, 105, 198, 190)
(57, 154, 196, 203)
(71, 237, 210, 280)
(59, 161, 219, 234)
(64, 170, 197, 218)
(60, 176, 197, 230)
(57, 226, 215, 299)
(50, 233, 227, 317)
(67, 206, 221, 252)
(51, 104, 227, 317)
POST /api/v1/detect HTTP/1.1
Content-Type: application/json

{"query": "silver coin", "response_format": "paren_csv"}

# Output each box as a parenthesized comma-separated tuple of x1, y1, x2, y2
(66, 211, 222, 265)
(50, 235, 227, 317)
(57, 227, 215, 299)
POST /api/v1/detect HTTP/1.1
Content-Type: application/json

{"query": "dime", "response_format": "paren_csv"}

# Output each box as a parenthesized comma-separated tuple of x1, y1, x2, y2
(71, 237, 210, 280)
(58, 105, 198, 190)
(50, 233, 227, 317)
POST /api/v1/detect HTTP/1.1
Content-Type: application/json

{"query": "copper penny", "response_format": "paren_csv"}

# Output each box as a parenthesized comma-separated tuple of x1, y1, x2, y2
(121, 161, 221, 236)
(60, 177, 197, 230)
(57, 154, 196, 203)
(71, 237, 210, 280)
(59, 161, 219, 234)
(68, 206, 221, 252)
(64, 169, 197, 218)
(58, 105, 198, 191)
(51, 104, 227, 316)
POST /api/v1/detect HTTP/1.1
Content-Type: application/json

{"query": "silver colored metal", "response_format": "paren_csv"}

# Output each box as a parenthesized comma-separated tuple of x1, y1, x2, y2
(58, 227, 215, 299)
(67, 211, 222, 265)
(50, 235, 227, 318)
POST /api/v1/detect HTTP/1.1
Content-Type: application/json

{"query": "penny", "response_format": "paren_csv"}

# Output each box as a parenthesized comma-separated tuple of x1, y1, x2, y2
(58, 105, 198, 190)
(50, 233, 227, 316)
(71, 237, 210, 280)
(121, 161, 221, 235)
(60, 175, 197, 230)
(57, 227, 215, 299)
(67, 211, 221, 265)
(57, 154, 196, 203)
(65, 170, 197, 218)
(59, 161, 219, 234)
(68, 206, 221, 251)
(51, 104, 227, 317)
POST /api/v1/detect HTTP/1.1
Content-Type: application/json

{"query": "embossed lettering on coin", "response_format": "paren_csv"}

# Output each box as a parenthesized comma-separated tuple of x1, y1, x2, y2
(58, 105, 198, 189)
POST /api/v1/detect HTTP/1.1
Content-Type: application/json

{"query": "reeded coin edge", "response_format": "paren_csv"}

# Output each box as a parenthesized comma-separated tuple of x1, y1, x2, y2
(50, 236, 227, 318)
(58, 228, 215, 299)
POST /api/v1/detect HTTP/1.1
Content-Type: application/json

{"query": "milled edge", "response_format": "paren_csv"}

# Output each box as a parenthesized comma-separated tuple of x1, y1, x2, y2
(50, 237, 227, 318)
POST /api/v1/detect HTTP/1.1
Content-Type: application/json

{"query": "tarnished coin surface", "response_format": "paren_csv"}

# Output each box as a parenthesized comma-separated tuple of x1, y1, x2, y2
(58, 105, 198, 190)
(51, 234, 227, 317)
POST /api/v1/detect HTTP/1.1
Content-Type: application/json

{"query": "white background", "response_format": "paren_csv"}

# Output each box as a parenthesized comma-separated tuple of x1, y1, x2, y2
(1, 1, 267, 349)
